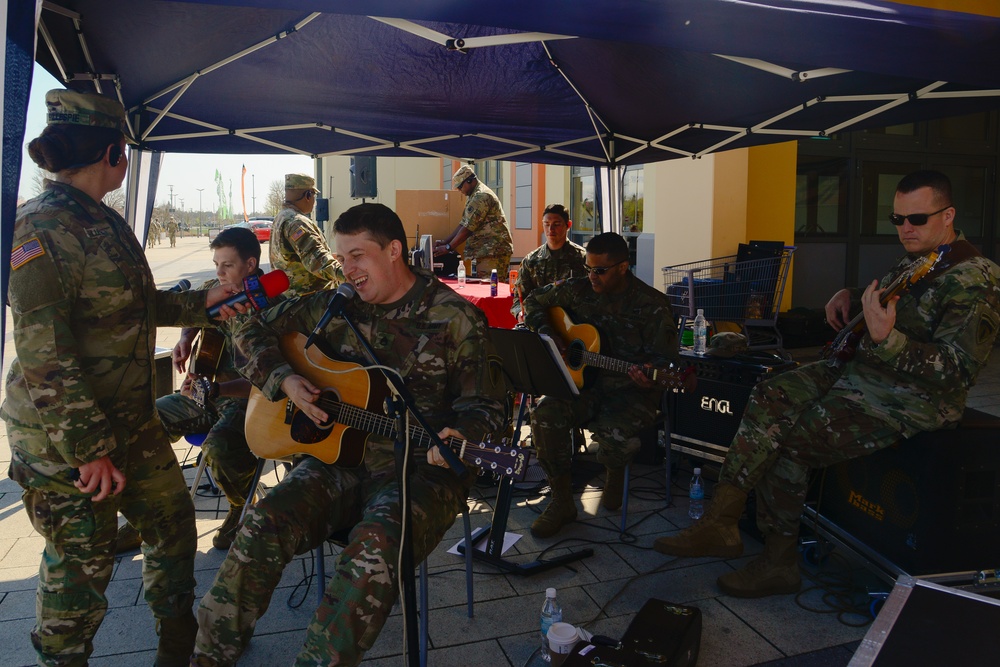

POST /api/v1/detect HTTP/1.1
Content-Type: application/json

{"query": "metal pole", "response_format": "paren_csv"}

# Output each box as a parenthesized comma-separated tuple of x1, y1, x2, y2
(196, 188, 204, 236)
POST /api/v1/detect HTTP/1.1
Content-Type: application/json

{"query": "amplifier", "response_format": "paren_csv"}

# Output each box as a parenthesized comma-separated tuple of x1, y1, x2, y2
(812, 408, 1000, 576)
(669, 353, 796, 463)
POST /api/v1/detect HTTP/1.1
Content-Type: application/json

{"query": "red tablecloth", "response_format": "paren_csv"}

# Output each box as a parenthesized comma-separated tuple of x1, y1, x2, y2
(440, 278, 517, 329)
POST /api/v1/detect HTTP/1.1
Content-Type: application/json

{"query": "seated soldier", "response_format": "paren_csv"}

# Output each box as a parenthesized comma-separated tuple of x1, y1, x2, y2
(118, 226, 280, 552)
(523, 232, 679, 538)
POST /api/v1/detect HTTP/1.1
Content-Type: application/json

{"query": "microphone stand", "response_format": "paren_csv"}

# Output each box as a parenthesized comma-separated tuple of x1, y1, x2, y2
(338, 311, 466, 667)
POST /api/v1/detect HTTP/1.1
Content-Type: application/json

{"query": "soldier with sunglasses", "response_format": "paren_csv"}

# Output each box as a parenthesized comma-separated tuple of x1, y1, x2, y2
(523, 232, 678, 538)
(654, 170, 1000, 599)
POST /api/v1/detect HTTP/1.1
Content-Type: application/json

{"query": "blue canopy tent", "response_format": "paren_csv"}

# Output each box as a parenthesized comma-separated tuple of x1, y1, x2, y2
(4, 0, 1000, 359)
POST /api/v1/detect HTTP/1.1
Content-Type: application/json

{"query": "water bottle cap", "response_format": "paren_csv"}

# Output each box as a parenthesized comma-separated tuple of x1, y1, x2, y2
(696, 308, 704, 316)
(693, 467, 701, 475)
(546, 587, 556, 598)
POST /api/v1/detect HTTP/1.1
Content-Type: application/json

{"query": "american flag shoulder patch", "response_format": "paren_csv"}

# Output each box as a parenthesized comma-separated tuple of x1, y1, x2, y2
(11, 238, 45, 270)
(290, 227, 306, 241)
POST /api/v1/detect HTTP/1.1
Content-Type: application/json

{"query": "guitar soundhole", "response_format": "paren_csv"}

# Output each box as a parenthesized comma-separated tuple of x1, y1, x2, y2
(566, 340, 585, 370)
(289, 399, 334, 444)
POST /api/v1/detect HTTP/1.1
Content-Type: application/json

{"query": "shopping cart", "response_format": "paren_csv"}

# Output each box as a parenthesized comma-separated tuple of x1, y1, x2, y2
(662, 245, 795, 350)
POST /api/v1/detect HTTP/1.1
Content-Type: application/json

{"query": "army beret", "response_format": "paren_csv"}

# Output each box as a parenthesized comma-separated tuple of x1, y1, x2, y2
(706, 332, 749, 358)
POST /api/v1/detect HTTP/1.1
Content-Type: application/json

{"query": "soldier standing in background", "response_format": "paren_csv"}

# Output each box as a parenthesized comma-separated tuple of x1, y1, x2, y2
(166, 215, 179, 247)
(147, 217, 161, 249)
(654, 171, 1000, 599)
(269, 173, 342, 297)
(434, 165, 513, 277)
(2, 90, 243, 667)
(512, 203, 586, 321)
(192, 203, 506, 667)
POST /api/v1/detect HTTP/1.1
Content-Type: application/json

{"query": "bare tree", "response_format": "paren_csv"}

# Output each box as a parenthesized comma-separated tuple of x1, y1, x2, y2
(103, 188, 126, 214)
(265, 179, 284, 217)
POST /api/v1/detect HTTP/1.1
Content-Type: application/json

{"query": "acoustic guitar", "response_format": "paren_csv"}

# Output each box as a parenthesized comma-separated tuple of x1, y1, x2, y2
(547, 307, 696, 391)
(823, 244, 947, 367)
(189, 328, 227, 409)
(244, 332, 529, 480)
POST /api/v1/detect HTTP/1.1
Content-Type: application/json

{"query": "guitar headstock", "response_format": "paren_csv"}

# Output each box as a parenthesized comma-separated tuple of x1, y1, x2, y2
(461, 439, 531, 481)
(906, 244, 949, 285)
(654, 364, 697, 393)
(190, 375, 214, 409)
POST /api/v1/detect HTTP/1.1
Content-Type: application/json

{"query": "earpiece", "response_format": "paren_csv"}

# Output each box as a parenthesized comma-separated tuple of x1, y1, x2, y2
(108, 144, 122, 167)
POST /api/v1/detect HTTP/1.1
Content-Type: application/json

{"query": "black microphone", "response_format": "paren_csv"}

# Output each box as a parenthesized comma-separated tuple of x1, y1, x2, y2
(166, 279, 191, 293)
(207, 270, 290, 317)
(305, 282, 357, 349)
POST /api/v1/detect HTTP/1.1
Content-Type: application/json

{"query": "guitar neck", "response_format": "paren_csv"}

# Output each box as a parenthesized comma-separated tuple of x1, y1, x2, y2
(579, 349, 660, 381)
(320, 397, 464, 455)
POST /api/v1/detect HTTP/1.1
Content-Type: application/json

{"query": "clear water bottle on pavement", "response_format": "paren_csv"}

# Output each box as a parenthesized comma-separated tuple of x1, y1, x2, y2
(457, 257, 466, 288)
(490, 268, 499, 296)
(693, 308, 707, 355)
(689, 467, 705, 520)
(540, 587, 562, 661)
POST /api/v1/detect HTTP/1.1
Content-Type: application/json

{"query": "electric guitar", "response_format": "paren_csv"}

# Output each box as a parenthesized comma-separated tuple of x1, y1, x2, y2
(244, 333, 529, 480)
(823, 244, 948, 367)
(547, 307, 696, 391)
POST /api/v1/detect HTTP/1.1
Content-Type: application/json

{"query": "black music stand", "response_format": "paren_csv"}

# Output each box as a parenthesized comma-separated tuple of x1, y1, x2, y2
(458, 327, 593, 575)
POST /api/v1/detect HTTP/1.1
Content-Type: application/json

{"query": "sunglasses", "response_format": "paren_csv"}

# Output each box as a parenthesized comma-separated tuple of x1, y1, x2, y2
(583, 259, 626, 276)
(889, 205, 951, 227)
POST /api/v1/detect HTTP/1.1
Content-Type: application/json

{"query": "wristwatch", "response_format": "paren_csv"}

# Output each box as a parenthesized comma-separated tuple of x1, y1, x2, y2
(444, 243, 451, 251)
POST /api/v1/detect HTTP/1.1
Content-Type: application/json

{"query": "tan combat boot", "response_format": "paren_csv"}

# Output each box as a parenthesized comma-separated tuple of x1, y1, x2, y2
(212, 505, 244, 551)
(653, 483, 747, 558)
(531, 474, 578, 538)
(115, 522, 142, 554)
(153, 593, 198, 667)
(601, 466, 626, 511)
(717, 534, 801, 598)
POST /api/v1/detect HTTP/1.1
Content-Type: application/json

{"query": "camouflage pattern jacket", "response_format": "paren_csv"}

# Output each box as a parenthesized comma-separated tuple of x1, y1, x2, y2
(459, 182, 513, 262)
(524, 272, 679, 393)
(234, 268, 507, 475)
(512, 240, 587, 318)
(2, 181, 217, 467)
(269, 205, 342, 298)
(834, 232, 1000, 433)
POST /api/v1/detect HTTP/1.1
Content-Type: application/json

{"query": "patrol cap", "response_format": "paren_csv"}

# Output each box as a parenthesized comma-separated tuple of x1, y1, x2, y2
(285, 173, 319, 193)
(45, 89, 134, 142)
(706, 332, 749, 358)
(452, 165, 476, 189)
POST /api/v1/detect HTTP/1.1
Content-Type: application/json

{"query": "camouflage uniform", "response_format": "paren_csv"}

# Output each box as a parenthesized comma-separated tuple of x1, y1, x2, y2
(524, 274, 678, 477)
(459, 182, 513, 275)
(154, 275, 270, 509)
(269, 204, 343, 298)
(192, 268, 506, 667)
(2, 180, 218, 666)
(512, 240, 587, 319)
(147, 218, 161, 249)
(166, 218, 178, 247)
(720, 232, 1000, 538)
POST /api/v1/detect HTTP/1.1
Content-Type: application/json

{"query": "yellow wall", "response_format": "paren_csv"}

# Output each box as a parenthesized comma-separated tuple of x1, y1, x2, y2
(746, 142, 797, 309)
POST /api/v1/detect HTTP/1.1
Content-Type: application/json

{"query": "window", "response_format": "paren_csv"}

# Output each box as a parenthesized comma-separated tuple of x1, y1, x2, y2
(621, 166, 644, 232)
(795, 156, 849, 236)
(514, 162, 532, 230)
(860, 161, 922, 236)
(476, 160, 503, 202)
(570, 166, 597, 243)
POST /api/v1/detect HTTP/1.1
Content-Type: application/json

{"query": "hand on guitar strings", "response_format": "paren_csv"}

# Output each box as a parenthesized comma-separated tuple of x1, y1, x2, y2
(861, 279, 898, 345)
(280, 374, 329, 425)
(627, 363, 656, 390)
(427, 427, 466, 468)
(74, 455, 126, 502)
(824, 288, 853, 331)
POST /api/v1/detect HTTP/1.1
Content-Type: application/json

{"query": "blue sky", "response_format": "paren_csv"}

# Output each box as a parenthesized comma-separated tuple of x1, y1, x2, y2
(19, 64, 312, 216)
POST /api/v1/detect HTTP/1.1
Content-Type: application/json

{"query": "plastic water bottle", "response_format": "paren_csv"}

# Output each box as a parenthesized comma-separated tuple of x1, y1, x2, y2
(471, 257, 478, 278)
(689, 468, 705, 520)
(490, 268, 499, 296)
(693, 308, 707, 355)
(540, 587, 562, 661)
(457, 257, 466, 288)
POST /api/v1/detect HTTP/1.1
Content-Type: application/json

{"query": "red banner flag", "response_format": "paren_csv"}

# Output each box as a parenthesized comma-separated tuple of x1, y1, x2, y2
(240, 164, 249, 222)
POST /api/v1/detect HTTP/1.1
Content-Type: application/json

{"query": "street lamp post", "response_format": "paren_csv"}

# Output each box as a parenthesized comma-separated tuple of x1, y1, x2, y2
(196, 188, 204, 237)
(251, 174, 256, 217)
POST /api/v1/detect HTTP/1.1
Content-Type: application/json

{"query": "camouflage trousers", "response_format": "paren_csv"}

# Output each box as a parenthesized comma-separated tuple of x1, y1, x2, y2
(531, 381, 661, 478)
(473, 254, 512, 278)
(8, 417, 197, 667)
(156, 392, 257, 507)
(720, 361, 904, 537)
(193, 456, 469, 667)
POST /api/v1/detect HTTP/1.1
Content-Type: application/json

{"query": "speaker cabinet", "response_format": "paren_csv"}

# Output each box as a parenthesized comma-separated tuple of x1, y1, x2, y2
(315, 197, 329, 222)
(815, 408, 1000, 575)
(669, 353, 796, 464)
(350, 156, 377, 198)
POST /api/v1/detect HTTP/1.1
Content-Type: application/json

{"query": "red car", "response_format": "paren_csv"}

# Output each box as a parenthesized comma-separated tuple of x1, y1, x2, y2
(244, 219, 272, 243)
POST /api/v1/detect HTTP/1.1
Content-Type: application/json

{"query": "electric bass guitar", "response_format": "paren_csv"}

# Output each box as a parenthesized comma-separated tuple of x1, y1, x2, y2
(244, 333, 529, 480)
(823, 244, 947, 367)
(547, 307, 696, 391)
